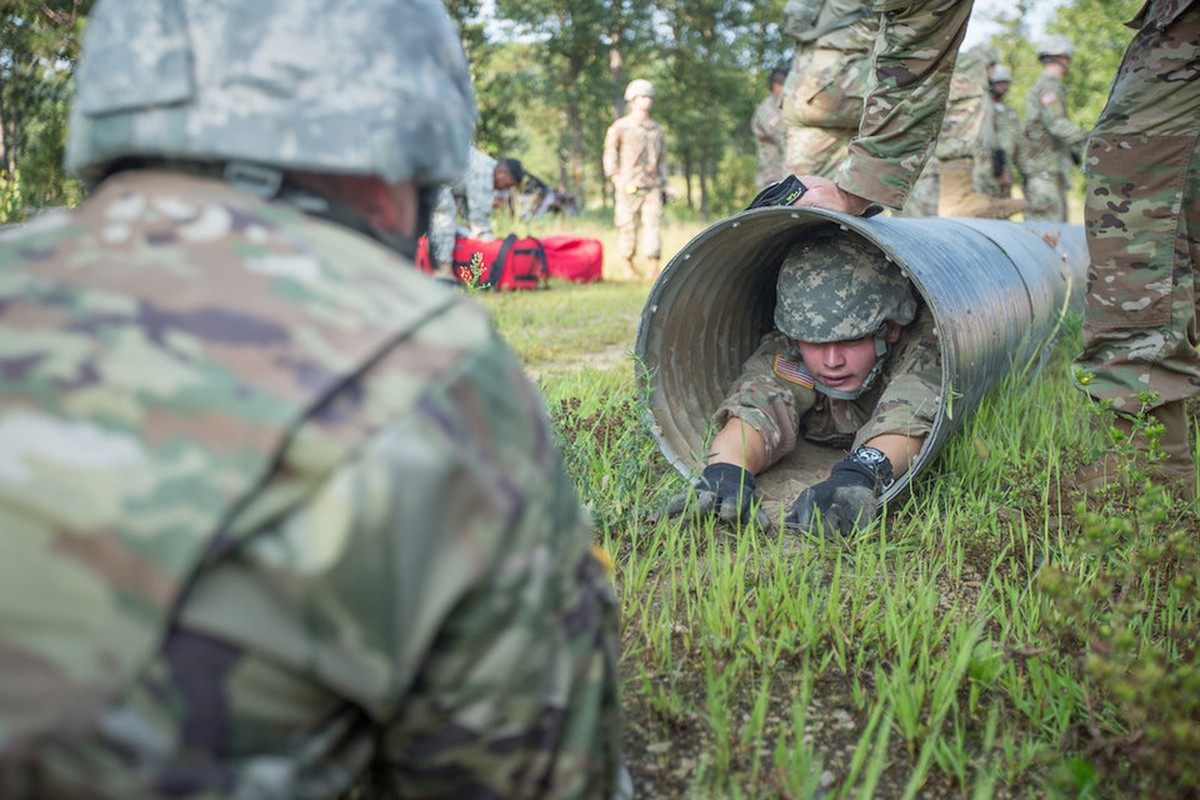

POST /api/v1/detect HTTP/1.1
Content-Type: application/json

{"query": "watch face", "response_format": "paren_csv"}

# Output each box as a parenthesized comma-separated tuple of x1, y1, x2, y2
(854, 447, 887, 467)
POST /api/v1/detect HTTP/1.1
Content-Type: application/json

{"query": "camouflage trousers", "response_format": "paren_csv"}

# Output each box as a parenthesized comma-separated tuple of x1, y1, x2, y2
(613, 187, 663, 259)
(1073, 4, 1200, 412)
(1023, 172, 1069, 222)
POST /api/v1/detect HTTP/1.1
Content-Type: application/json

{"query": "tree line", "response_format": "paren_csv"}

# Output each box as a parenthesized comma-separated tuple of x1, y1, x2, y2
(1, 0, 1139, 224)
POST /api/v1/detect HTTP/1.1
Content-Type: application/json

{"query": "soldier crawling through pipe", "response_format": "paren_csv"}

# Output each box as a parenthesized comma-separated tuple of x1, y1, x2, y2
(667, 233, 941, 538)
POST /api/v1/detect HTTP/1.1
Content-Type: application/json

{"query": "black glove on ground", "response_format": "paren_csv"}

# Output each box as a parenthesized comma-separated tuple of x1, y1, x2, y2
(785, 451, 892, 538)
(666, 462, 763, 527)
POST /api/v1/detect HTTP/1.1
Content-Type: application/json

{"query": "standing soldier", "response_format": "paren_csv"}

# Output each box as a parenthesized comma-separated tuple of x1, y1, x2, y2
(935, 45, 1026, 218)
(977, 63, 1022, 199)
(780, 0, 877, 179)
(1019, 35, 1087, 222)
(603, 78, 668, 281)
(0, 0, 629, 796)
(752, 66, 789, 188)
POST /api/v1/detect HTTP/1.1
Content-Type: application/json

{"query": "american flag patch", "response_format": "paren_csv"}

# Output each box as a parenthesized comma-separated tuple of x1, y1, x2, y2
(773, 354, 814, 388)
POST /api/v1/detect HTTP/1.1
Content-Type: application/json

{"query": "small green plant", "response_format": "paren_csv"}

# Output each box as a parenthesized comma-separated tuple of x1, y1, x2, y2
(0, 169, 25, 224)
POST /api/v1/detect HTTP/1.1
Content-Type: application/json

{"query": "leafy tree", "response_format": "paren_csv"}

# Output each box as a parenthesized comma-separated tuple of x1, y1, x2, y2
(1, 1, 92, 219)
(1046, 0, 1142, 129)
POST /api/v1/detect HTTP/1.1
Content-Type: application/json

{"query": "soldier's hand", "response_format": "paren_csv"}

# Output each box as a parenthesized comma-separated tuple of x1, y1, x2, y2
(666, 462, 766, 528)
(784, 449, 892, 538)
(788, 175, 873, 216)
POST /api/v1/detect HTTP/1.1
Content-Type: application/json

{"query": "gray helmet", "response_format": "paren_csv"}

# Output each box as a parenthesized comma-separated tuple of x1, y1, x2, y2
(66, 0, 475, 186)
(624, 79, 655, 101)
(1036, 34, 1075, 60)
(990, 64, 1013, 83)
(774, 235, 917, 343)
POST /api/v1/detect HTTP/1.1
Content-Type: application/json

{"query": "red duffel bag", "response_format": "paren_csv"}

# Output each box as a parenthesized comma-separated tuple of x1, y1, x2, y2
(415, 234, 548, 290)
(538, 235, 604, 283)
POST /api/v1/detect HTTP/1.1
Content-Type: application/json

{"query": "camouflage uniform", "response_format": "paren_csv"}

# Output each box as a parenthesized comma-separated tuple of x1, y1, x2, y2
(832, 0, 975, 209)
(1073, 0, 1200, 414)
(713, 306, 941, 467)
(1019, 72, 1087, 222)
(0, 1, 627, 797)
(977, 94, 1021, 198)
(430, 146, 500, 269)
(602, 112, 667, 261)
(752, 92, 787, 187)
(780, 0, 876, 178)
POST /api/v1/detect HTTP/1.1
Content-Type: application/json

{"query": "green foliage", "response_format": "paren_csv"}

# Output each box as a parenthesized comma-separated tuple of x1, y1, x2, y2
(1047, 0, 1143, 129)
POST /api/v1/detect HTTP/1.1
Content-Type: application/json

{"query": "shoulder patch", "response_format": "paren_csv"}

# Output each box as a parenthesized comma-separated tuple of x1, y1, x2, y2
(1040, 91, 1059, 105)
(773, 354, 814, 389)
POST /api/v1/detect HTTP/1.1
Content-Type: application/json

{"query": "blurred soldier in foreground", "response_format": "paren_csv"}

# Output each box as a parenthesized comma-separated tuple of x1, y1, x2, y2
(1073, 3, 1199, 500)
(780, 0, 877, 179)
(603, 78, 668, 281)
(934, 44, 1026, 218)
(977, 63, 1022, 200)
(1019, 35, 1087, 222)
(668, 237, 941, 538)
(752, 66, 789, 187)
(0, 1, 627, 797)
(429, 146, 524, 280)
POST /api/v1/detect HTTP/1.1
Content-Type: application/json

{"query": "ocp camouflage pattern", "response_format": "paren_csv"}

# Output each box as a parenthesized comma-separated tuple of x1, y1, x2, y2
(836, 0, 974, 209)
(0, 171, 625, 798)
(1073, 1, 1200, 412)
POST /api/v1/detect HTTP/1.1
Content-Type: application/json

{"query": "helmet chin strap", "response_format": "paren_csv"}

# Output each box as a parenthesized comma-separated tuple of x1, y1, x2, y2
(812, 330, 890, 401)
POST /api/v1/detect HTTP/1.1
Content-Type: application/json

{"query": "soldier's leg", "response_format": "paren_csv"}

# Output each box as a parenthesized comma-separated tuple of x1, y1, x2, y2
(1073, 6, 1200, 498)
(785, 125, 852, 180)
(1023, 174, 1064, 221)
(640, 189, 664, 280)
(613, 192, 638, 279)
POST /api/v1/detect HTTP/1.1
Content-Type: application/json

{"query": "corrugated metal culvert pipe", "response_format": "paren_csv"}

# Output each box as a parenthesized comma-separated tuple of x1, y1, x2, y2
(635, 207, 1088, 516)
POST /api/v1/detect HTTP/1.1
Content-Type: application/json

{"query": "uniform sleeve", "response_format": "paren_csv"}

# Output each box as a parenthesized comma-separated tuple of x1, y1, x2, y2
(429, 185, 457, 267)
(712, 332, 816, 469)
(656, 126, 669, 187)
(1040, 92, 1088, 150)
(464, 157, 497, 240)
(602, 123, 620, 179)
(854, 307, 942, 446)
(835, 0, 975, 209)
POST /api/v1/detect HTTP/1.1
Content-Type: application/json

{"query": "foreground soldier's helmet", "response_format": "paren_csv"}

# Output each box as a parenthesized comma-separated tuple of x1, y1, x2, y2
(774, 235, 917, 343)
(624, 79, 655, 102)
(1036, 34, 1075, 60)
(990, 64, 1013, 84)
(65, 0, 475, 186)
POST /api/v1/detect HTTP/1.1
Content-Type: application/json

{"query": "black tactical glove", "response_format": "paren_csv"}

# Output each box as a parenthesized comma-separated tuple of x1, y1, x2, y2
(745, 175, 884, 218)
(785, 447, 894, 538)
(666, 462, 764, 527)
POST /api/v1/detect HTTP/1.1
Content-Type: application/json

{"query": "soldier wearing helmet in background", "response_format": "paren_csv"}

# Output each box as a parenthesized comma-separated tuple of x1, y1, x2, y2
(977, 62, 1022, 200)
(667, 236, 941, 538)
(0, 0, 628, 797)
(603, 78, 668, 281)
(752, 66, 789, 188)
(1019, 34, 1087, 221)
(934, 44, 1026, 218)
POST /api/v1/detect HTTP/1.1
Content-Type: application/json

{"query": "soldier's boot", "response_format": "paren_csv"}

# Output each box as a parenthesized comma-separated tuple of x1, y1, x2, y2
(938, 159, 1027, 219)
(646, 256, 660, 281)
(1073, 400, 1197, 502)
(621, 256, 639, 281)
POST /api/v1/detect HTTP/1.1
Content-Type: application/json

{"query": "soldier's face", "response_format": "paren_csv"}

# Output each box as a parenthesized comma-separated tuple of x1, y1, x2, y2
(795, 324, 900, 392)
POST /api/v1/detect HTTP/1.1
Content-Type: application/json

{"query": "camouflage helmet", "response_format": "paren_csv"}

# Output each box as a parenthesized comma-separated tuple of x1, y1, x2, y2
(990, 64, 1013, 83)
(65, 0, 476, 185)
(624, 79, 655, 101)
(1036, 34, 1075, 60)
(774, 235, 917, 343)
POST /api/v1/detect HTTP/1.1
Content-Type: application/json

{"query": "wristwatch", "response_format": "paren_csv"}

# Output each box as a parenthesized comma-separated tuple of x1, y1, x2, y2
(848, 446, 895, 489)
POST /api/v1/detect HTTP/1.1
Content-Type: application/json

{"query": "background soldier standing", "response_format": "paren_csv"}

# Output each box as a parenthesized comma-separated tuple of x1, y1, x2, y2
(603, 78, 668, 281)
(780, 0, 876, 179)
(0, 0, 628, 796)
(752, 66, 789, 188)
(1019, 35, 1088, 222)
(977, 63, 1022, 200)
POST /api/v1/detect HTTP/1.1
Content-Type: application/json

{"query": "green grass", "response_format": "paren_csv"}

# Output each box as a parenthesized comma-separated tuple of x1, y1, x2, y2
(476, 216, 1200, 799)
